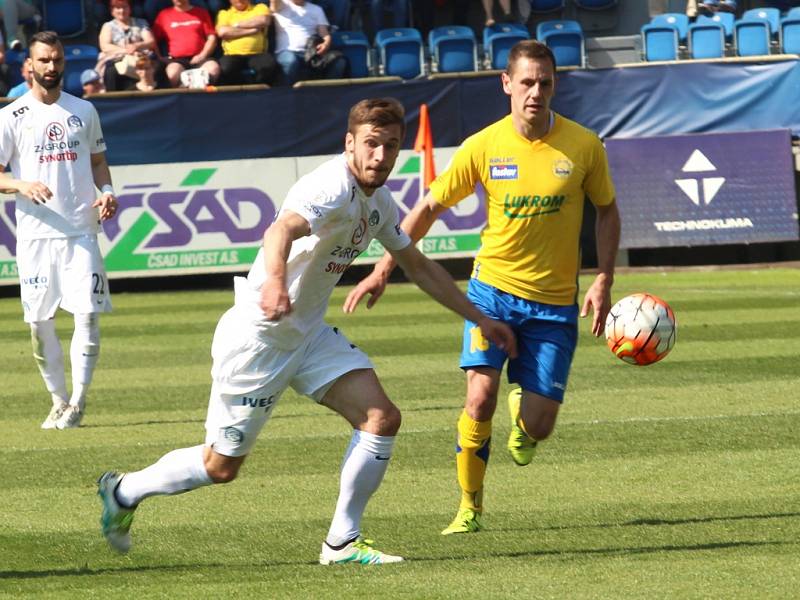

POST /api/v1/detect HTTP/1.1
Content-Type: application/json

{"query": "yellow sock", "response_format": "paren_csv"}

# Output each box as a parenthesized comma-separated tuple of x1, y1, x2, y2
(455, 410, 492, 513)
(510, 387, 533, 437)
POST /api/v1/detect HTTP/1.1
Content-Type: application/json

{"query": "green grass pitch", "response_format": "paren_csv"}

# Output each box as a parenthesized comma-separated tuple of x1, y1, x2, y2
(1, 268, 799, 598)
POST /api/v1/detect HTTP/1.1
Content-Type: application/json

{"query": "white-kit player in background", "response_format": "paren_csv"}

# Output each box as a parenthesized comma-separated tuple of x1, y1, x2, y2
(0, 31, 118, 430)
(97, 97, 517, 565)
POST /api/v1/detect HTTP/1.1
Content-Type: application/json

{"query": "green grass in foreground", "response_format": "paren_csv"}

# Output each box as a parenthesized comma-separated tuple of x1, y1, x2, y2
(0, 268, 799, 598)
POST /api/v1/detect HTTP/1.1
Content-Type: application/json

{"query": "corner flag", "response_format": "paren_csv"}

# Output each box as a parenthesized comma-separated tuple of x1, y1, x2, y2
(413, 104, 436, 199)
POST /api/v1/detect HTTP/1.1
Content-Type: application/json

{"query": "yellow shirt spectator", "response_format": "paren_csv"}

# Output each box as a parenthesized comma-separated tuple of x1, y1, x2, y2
(429, 113, 615, 305)
(217, 2, 270, 55)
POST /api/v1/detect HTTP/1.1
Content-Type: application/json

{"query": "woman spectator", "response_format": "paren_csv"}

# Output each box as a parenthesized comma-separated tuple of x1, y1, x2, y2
(98, 0, 158, 91)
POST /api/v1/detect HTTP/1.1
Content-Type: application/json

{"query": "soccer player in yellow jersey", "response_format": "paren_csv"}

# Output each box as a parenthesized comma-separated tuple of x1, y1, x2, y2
(344, 39, 621, 534)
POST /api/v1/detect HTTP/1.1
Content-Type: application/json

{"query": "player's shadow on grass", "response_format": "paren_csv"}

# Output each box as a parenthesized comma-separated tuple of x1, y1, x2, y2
(493, 510, 800, 533)
(411, 539, 785, 563)
(0, 558, 321, 580)
(623, 512, 800, 527)
(87, 404, 459, 430)
(0, 539, 785, 580)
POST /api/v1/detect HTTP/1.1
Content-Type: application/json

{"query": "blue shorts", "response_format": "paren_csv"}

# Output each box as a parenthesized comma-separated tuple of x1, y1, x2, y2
(460, 278, 578, 402)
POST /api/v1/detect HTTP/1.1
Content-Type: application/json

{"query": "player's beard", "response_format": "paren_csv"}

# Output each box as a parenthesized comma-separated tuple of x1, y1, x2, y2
(352, 155, 390, 192)
(33, 70, 63, 90)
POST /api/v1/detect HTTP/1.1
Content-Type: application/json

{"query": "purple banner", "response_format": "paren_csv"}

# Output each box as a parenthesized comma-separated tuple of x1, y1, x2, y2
(606, 130, 799, 249)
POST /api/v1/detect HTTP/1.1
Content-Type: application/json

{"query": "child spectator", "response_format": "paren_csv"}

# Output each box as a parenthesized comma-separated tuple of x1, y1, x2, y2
(133, 55, 160, 90)
(81, 68, 106, 96)
(6, 59, 32, 98)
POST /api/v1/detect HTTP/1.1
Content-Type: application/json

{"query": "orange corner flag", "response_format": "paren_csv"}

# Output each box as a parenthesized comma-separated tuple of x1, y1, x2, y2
(413, 103, 436, 192)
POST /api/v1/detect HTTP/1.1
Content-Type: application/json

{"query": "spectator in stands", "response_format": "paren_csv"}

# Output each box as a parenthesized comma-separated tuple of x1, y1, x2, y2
(133, 54, 160, 90)
(270, 0, 348, 85)
(0, 0, 39, 51)
(98, 0, 158, 91)
(153, 0, 221, 87)
(482, 0, 514, 26)
(215, 0, 279, 85)
(693, 0, 737, 17)
(0, 35, 12, 97)
(6, 59, 31, 98)
(81, 69, 106, 96)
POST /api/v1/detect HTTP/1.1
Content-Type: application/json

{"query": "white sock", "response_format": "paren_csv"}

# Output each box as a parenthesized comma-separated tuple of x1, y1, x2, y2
(30, 320, 68, 406)
(70, 313, 100, 410)
(325, 430, 395, 547)
(115, 445, 212, 508)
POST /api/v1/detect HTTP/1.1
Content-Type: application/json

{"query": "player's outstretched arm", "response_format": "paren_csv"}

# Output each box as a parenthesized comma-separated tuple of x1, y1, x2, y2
(390, 242, 517, 358)
(343, 192, 444, 313)
(0, 167, 52, 204)
(259, 210, 310, 321)
(580, 201, 621, 336)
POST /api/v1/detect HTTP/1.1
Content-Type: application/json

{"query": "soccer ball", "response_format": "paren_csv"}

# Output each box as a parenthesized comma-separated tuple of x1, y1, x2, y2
(604, 293, 676, 366)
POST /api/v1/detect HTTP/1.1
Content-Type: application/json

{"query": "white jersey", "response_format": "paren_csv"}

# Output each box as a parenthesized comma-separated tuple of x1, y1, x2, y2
(272, 0, 328, 53)
(232, 153, 411, 350)
(0, 91, 107, 240)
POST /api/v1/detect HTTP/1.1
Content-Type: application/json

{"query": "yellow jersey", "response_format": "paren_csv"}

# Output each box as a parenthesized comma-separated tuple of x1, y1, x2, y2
(429, 113, 615, 306)
(217, 3, 270, 56)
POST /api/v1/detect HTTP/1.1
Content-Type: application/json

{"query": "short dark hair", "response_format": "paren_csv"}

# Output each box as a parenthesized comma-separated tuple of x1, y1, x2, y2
(506, 40, 557, 74)
(29, 30, 63, 52)
(348, 98, 406, 140)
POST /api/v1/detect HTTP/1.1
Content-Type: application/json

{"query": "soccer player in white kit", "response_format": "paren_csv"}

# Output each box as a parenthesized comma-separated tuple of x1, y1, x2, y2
(97, 98, 517, 565)
(0, 31, 118, 430)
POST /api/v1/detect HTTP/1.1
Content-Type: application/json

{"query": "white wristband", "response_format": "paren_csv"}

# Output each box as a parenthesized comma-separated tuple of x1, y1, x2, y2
(101, 184, 115, 196)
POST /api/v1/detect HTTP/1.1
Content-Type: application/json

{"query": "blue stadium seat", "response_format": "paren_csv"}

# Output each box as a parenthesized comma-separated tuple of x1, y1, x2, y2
(536, 20, 584, 68)
(483, 23, 530, 69)
(5, 49, 28, 87)
(428, 25, 477, 73)
(641, 24, 679, 61)
(742, 7, 781, 36)
(63, 44, 99, 97)
(529, 0, 564, 12)
(788, 7, 800, 19)
(697, 13, 734, 42)
(332, 30, 371, 78)
(42, 0, 86, 38)
(780, 16, 800, 54)
(650, 13, 689, 44)
(688, 22, 725, 59)
(375, 27, 424, 79)
(573, 0, 617, 9)
(735, 18, 771, 56)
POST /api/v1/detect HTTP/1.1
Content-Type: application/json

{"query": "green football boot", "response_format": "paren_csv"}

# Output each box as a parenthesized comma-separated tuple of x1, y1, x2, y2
(441, 507, 484, 535)
(319, 537, 403, 565)
(97, 471, 136, 553)
(506, 388, 537, 466)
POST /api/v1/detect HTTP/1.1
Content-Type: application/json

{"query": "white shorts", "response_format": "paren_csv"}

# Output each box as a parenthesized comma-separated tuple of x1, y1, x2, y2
(16, 235, 113, 323)
(204, 310, 373, 457)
